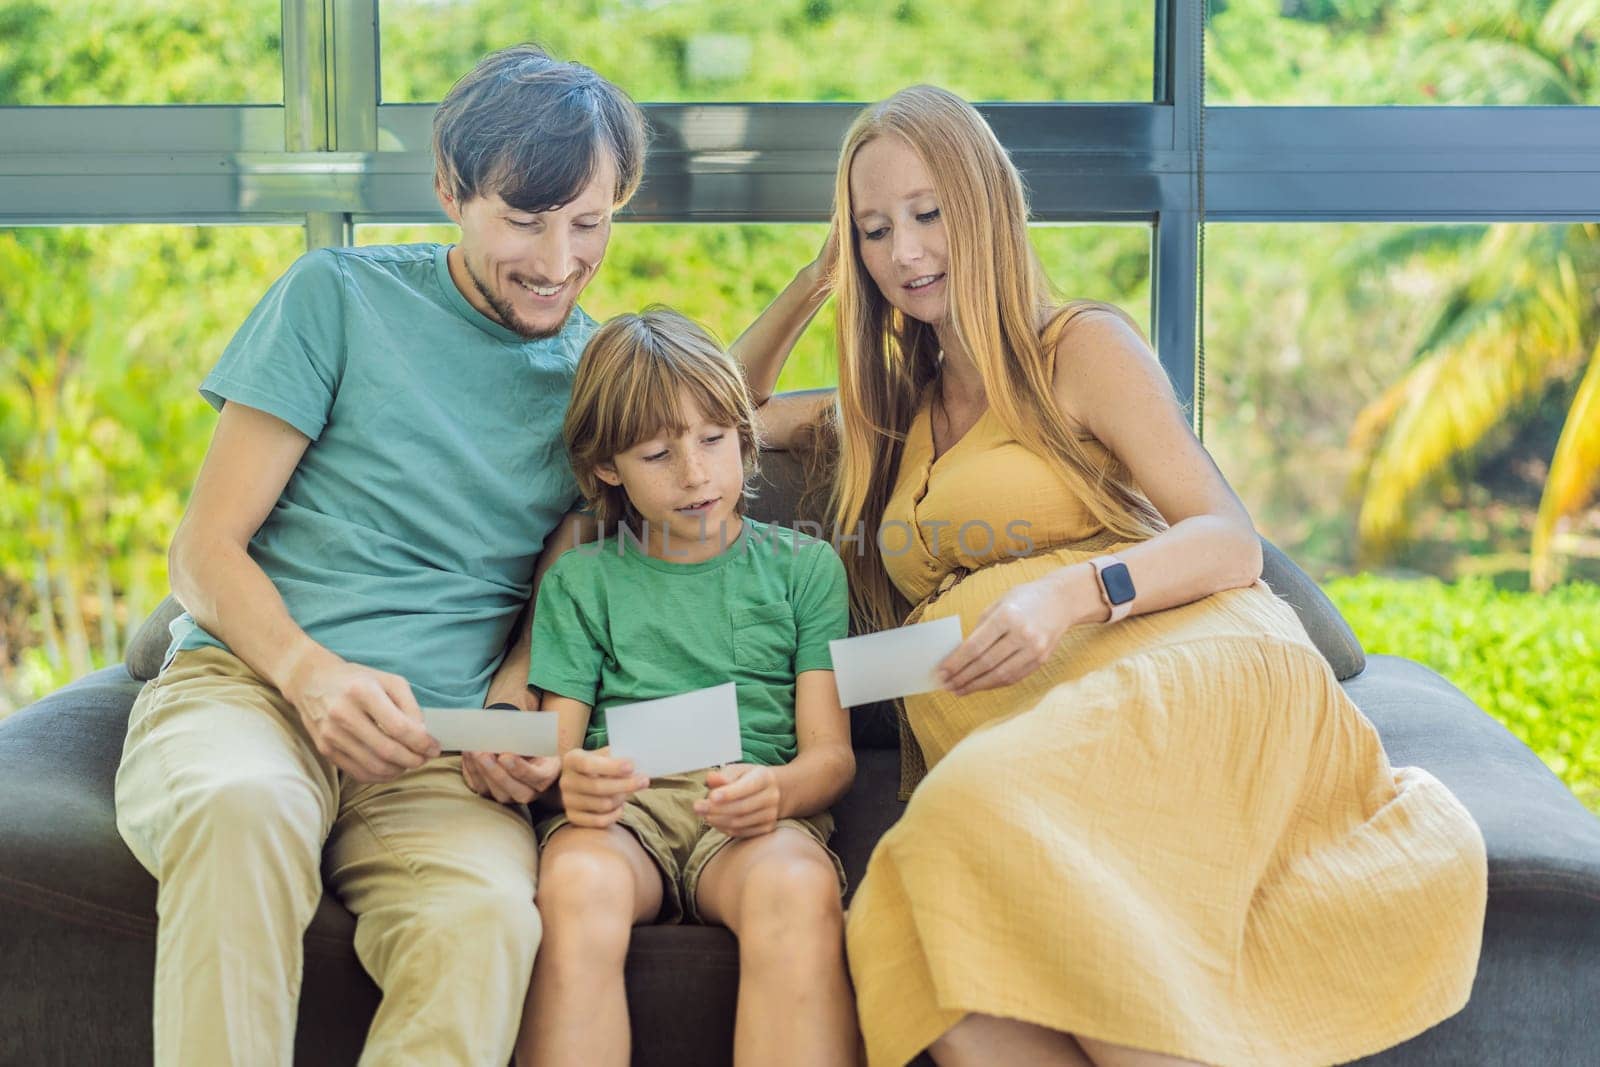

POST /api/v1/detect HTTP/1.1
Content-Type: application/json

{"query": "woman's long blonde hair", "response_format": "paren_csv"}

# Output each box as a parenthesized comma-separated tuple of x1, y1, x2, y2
(827, 85, 1166, 631)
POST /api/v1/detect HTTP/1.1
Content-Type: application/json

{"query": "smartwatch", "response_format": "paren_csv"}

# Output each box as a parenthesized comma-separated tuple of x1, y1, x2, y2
(1089, 555, 1136, 623)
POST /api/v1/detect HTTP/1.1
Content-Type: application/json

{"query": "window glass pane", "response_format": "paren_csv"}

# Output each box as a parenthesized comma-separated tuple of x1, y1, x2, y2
(1203, 221, 1599, 810)
(379, 1, 1154, 103)
(0, 1, 282, 104)
(1206, 1, 1600, 105)
(0, 225, 304, 711)
(356, 222, 1150, 390)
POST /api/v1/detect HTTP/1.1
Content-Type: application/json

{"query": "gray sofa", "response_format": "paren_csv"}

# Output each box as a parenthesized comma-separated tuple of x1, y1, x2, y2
(2, 439, 1598, 1067)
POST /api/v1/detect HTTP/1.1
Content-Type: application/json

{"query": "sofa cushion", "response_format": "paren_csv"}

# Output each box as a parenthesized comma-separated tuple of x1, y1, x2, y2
(1342, 655, 1600, 1065)
(1258, 538, 1365, 680)
(1345, 655, 1600, 899)
(125, 596, 183, 682)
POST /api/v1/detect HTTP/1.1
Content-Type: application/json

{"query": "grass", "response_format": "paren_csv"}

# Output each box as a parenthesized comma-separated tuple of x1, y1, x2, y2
(1326, 575, 1600, 815)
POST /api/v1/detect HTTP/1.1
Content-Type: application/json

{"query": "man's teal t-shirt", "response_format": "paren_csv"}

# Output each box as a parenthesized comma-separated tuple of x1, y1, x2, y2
(167, 243, 596, 707)
(528, 520, 849, 767)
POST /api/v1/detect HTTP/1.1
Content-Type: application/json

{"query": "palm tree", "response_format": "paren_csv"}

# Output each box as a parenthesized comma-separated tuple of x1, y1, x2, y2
(1344, 0, 1600, 590)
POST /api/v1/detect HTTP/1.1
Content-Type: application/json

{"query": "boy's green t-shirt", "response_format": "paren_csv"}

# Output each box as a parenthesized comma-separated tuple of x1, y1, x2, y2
(528, 519, 849, 767)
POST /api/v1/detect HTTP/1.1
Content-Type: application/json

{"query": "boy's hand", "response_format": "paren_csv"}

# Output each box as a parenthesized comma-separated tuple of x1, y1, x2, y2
(696, 764, 782, 838)
(462, 752, 560, 805)
(560, 746, 649, 829)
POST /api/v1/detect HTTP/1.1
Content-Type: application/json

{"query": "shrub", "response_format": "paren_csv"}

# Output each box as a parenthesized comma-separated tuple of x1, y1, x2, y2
(1327, 575, 1600, 814)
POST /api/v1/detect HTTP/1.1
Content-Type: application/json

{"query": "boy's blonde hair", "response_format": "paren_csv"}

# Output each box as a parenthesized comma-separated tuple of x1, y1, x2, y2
(565, 307, 760, 534)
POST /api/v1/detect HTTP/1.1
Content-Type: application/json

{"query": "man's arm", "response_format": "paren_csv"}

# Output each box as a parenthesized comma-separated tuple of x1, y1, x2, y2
(171, 401, 439, 781)
(466, 510, 601, 802)
(482, 509, 600, 709)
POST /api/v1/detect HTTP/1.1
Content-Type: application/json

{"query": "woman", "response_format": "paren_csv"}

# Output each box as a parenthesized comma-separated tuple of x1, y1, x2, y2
(736, 86, 1486, 1067)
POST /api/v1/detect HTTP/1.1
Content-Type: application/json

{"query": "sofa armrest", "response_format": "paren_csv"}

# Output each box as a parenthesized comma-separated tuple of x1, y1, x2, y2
(1346, 655, 1600, 899)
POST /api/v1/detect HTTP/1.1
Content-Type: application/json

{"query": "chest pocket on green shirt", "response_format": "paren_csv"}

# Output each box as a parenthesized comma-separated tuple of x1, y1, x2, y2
(731, 602, 796, 672)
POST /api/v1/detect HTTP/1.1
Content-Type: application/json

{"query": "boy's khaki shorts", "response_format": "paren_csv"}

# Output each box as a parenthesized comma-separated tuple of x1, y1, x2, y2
(536, 768, 846, 923)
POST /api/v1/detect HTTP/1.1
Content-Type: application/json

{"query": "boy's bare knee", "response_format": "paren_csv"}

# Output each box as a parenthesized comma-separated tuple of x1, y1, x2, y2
(737, 850, 844, 946)
(535, 834, 641, 955)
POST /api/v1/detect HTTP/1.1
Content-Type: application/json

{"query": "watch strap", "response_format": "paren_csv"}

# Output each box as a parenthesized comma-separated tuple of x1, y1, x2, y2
(1089, 554, 1134, 623)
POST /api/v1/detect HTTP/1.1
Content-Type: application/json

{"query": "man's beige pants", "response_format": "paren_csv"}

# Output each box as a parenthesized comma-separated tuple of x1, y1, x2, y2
(114, 647, 541, 1067)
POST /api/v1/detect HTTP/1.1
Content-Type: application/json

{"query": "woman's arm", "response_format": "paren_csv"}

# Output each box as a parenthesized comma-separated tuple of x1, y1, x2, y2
(698, 670, 855, 836)
(730, 225, 835, 404)
(1051, 310, 1263, 613)
(937, 311, 1263, 696)
(731, 227, 840, 451)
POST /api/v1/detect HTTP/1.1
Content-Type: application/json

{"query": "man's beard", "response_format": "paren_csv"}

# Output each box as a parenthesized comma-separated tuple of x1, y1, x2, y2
(466, 256, 573, 341)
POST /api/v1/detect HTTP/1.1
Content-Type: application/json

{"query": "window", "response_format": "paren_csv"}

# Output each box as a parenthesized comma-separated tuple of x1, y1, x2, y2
(1201, 221, 1599, 584)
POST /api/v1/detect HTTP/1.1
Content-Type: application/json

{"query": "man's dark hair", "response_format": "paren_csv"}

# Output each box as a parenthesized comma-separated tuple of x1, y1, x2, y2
(432, 43, 647, 212)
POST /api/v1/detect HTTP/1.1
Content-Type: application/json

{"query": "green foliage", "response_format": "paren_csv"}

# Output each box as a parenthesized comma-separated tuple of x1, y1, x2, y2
(1208, 0, 1600, 104)
(0, 227, 303, 709)
(377, 0, 1154, 103)
(0, 0, 281, 105)
(1328, 574, 1600, 814)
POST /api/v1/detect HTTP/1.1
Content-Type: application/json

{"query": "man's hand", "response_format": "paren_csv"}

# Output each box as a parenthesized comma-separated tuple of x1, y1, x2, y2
(462, 751, 561, 805)
(559, 747, 649, 829)
(695, 764, 782, 838)
(283, 650, 441, 782)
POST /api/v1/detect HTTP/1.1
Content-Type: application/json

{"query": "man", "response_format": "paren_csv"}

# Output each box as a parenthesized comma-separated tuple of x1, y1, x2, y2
(113, 44, 646, 1065)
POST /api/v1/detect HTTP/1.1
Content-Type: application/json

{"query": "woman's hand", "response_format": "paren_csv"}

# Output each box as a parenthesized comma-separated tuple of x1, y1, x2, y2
(462, 752, 561, 805)
(696, 763, 782, 838)
(731, 220, 838, 422)
(559, 746, 649, 829)
(801, 221, 839, 299)
(935, 568, 1097, 696)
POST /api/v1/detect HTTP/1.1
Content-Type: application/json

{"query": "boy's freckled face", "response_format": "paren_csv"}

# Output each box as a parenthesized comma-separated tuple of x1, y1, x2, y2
(596, 391, 747, 556)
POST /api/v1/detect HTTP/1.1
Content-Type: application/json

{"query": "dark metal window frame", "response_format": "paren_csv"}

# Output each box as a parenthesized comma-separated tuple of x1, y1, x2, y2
(3, 0, 1598, 413)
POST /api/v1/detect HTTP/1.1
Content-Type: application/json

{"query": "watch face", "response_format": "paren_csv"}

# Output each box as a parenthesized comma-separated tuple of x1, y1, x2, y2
(1101, 561, 1136, 605)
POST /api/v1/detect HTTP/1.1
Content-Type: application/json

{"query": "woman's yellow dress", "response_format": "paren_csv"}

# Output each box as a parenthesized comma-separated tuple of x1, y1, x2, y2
(844, 399, 1488, 1067)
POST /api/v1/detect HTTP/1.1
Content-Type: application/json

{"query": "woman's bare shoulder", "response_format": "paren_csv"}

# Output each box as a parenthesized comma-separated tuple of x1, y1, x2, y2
(1043, 303, 1164, 432)
(1047, 302, 1151, 362)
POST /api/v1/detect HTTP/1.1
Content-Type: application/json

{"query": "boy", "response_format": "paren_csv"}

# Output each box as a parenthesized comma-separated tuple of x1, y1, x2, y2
(517, 308, 859, 1066)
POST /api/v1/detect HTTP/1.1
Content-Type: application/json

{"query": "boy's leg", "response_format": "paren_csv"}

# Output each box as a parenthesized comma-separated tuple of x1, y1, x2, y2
(693, 825, 858, 1067)
(114, 648, 340, 1067)
(517, 822, 665, 1067)
(324, 759, 544, 1067)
